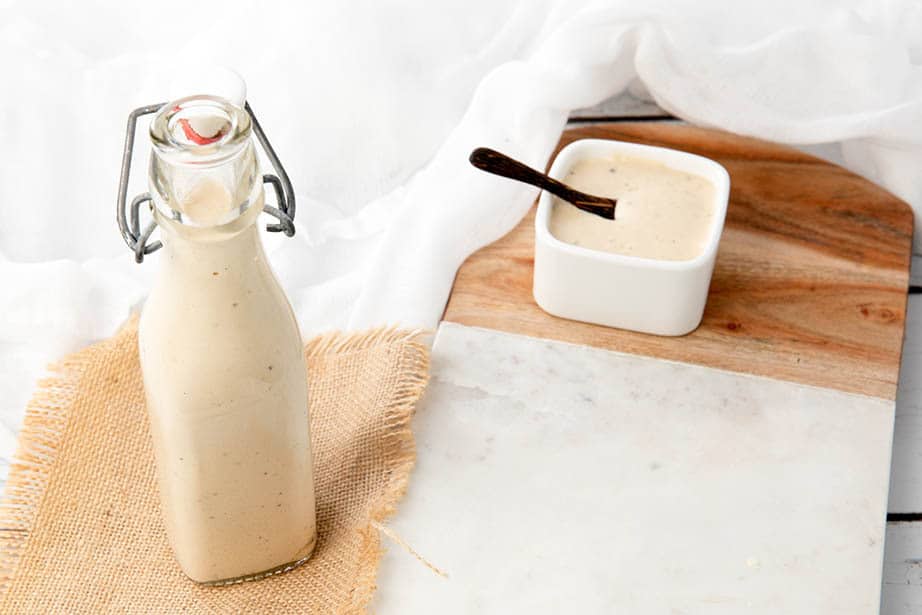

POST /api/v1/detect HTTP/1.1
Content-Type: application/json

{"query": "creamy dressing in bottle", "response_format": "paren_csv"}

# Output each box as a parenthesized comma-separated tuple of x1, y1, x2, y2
(137, 97, 316, 584)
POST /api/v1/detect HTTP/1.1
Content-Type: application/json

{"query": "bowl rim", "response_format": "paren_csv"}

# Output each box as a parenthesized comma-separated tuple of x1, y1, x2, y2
(535, 138, 731, 272)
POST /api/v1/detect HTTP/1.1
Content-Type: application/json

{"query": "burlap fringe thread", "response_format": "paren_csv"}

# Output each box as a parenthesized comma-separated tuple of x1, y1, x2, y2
(0, 352, 78, 595)
(0, 322, 431, 613)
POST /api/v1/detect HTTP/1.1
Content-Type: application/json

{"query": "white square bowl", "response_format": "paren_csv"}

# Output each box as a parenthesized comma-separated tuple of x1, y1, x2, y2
(533, 138, 731, 336)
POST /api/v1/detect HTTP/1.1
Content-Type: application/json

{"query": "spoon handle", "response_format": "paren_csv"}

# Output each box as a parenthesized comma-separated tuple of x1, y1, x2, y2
(469, 147, 616, 220)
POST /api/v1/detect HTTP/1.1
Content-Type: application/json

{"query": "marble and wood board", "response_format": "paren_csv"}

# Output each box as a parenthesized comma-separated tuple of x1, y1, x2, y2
(375, 124, 915, 614)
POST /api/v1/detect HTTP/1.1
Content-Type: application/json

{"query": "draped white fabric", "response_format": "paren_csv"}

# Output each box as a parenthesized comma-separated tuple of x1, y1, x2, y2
(1, 0, 921, 451)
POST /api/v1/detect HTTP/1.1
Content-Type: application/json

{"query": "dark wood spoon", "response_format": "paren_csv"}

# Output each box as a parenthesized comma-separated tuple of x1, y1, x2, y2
(469, 147, 616, 220)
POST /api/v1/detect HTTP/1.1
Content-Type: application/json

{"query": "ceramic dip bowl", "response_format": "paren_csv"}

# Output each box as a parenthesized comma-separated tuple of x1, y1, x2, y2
(533, 138, 730, 336)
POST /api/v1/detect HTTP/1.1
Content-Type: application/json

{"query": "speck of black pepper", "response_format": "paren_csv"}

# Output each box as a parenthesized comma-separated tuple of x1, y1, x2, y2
(263, 471, 268, 476)
(232, 302, 239, 308)
(212, 272, 219, 276)
(268, 365, 273, 371)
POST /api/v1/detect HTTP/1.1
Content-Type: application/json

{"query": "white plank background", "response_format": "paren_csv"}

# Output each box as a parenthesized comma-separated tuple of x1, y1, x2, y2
(887, 287, 922, 614)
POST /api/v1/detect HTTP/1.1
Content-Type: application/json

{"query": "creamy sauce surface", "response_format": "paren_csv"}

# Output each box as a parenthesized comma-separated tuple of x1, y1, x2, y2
(549, 154, 716, 261)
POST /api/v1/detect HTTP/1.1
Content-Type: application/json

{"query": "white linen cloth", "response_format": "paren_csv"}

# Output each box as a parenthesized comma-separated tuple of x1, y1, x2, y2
(1, 0, 921, 458)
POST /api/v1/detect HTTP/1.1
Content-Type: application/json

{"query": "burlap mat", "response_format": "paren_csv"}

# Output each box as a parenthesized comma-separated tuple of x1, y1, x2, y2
(0, 317, 429, 613)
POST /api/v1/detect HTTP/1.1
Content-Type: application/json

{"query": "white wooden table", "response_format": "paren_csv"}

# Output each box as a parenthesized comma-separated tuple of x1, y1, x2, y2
(566, 94, 922, 614)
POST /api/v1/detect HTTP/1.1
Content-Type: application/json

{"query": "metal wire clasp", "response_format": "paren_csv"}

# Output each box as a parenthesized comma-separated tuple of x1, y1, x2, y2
(116, 101, 296, 263)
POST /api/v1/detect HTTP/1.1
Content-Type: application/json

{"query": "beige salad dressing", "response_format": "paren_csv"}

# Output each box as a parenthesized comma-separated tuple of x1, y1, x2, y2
(137, 98, 316, 584)
(549, 154, 716, 261)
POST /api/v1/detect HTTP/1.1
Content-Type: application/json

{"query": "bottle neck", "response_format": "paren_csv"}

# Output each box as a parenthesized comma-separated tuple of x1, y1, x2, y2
(155, 192, 266, 271)
(148, 96, 262, 229)
(146, 95, 272, 278)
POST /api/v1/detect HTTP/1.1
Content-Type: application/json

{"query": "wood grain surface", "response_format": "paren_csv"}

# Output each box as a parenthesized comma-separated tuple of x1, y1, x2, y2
(444, 123, 915, 399)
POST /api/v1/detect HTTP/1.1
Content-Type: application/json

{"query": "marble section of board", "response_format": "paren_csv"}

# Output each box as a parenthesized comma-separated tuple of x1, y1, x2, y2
(374, 323, 894, 614)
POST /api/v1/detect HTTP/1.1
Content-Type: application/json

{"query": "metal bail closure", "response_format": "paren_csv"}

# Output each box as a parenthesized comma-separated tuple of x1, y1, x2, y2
(116, 101, 296, 263)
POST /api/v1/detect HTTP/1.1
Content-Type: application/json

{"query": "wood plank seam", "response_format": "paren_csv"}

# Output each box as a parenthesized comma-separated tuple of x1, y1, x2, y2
(567, 114, 677, 124)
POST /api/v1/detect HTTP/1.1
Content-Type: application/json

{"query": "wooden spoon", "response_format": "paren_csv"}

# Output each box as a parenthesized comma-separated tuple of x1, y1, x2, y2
(469, 147, 616, 220)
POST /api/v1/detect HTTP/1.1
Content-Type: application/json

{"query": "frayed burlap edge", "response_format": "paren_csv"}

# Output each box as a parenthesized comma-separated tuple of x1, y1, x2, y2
(0, 338, 96, 596)
(0, 320, 431, 614)
(305, 326, 430, 613)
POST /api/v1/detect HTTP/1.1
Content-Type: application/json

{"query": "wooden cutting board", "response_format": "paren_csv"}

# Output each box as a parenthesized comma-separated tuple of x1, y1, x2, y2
(444, 123, 915, 400)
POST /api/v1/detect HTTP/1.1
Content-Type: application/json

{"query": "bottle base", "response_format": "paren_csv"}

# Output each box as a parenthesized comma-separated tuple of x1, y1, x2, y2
(192, 533, 317, 587)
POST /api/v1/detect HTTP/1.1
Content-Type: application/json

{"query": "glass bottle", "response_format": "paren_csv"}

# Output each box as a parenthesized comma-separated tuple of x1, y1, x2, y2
(136, 96, 316, 584)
